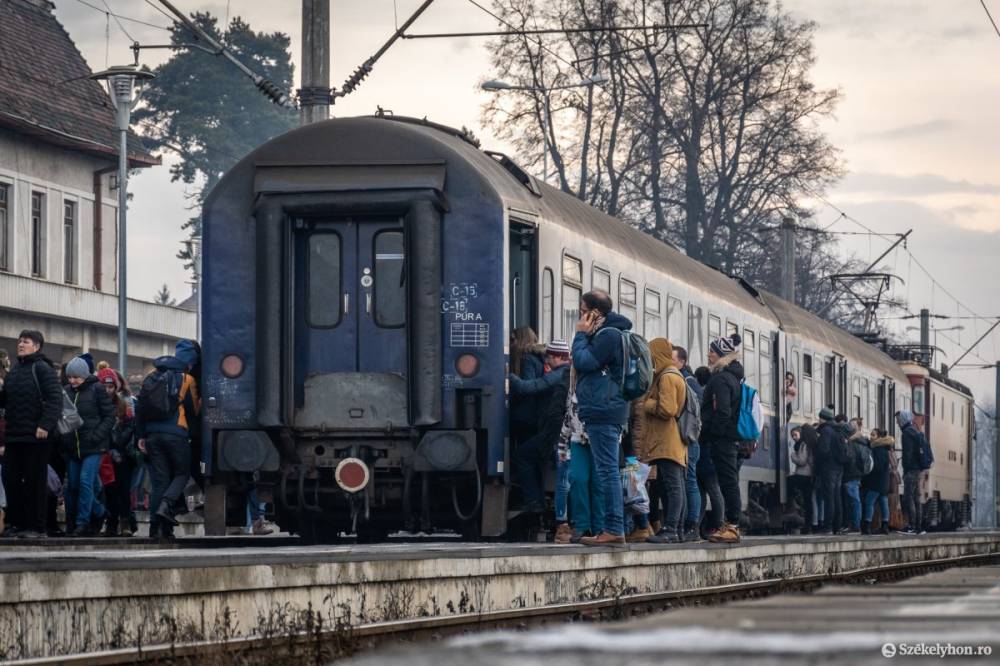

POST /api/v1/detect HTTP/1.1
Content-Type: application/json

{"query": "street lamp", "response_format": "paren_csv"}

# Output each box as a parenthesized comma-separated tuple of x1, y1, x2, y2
(91, 65, 155, 378)
(481, 75, 608, 183)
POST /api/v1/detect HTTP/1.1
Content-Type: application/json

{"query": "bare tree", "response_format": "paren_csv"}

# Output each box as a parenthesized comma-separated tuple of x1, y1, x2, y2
(482, 0, 849, 316)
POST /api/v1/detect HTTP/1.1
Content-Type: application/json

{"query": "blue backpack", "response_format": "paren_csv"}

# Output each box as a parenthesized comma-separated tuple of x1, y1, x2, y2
(919, 432, 934, 470)
(736, 383, 763, 441)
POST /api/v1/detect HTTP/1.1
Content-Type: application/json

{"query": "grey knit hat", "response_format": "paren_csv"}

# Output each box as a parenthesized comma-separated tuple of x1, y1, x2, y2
(65, 356, 91, 379)
(818, 407, 836, 422)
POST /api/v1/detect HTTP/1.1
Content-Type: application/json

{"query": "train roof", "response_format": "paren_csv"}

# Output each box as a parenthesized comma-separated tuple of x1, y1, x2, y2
(928, 366, 974, 398)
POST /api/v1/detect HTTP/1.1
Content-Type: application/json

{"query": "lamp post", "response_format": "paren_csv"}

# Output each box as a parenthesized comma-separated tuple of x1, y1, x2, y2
(91, 65, 155, 378)
(482, 75, 608, 184)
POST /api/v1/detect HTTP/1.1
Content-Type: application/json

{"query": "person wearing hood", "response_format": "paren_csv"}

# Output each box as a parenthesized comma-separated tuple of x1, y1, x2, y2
(815, 408, 848, 534)
(841, 419, 868, 534)
(0, 330, 64, 538)
(136, 339, 202, 539)
(863, 430, 894, 535)
(701, 333, 744, 544)
(61, 357, 115, 537)
(572, 290, 632, 547)
(897, 409, 927, 534)
(635, 338, 688, 544)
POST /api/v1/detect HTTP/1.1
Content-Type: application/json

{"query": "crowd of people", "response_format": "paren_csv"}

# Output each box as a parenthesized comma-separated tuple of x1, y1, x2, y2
(509, 289, 937, 546)
(0, 330, 273, 540)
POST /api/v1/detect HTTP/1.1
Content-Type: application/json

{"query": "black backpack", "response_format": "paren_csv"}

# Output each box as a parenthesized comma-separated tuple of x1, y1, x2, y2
(137, 369, 181, 422)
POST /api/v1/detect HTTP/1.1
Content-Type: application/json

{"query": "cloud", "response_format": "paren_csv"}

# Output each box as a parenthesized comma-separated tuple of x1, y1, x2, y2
(837, 172, 1000, 197)
(858, 118, 956, 142)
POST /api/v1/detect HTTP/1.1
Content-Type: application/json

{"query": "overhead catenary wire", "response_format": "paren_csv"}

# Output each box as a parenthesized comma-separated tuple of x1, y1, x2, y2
(100, 0, 135, 43)
(980, 0, 1000, 39)
(69, 0, 172, 32)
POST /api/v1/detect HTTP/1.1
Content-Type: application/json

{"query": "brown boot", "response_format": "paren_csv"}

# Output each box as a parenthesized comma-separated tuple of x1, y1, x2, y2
(708, 523, 741, 544)
(626, 525, 654, 543)
(0, 508, 5, 537)
(553, 523, 573, 544)
(580, 531, 626, 547)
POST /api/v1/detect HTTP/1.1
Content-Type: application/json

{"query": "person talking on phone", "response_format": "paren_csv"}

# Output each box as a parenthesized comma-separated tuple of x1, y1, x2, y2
(570, 289, 633, 547)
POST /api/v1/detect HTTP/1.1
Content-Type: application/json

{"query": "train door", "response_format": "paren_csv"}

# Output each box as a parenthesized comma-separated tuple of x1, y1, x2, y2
(291, 217, 408, 429)
(508, 222, 537, 335)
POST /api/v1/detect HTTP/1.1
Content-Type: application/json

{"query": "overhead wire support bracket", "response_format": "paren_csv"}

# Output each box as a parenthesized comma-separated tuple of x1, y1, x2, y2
(155, 0, 293, 107)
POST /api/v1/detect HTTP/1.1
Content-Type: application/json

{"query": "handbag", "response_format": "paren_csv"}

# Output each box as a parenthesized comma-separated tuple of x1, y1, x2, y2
(31, 363, 84, 435)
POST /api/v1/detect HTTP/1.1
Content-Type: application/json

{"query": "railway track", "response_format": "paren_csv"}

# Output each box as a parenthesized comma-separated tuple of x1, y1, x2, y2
(22, 550, 1000, 666)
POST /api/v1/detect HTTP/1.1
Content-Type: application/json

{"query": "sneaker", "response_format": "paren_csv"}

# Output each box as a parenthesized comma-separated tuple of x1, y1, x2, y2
(708, 523, 741, 544)
(553, 523, 573, 545)
(252, 517, 276, 536)
(569, 529, 589, 544)
(579, 531, 626, 547)
(836, 526, 851, 535)
(682, 527, 703, 543)
(625, 525, 654, 543)
(17, 530, 45, 539)
(71, 524, 94, 538)
(646, 529, 682, 544)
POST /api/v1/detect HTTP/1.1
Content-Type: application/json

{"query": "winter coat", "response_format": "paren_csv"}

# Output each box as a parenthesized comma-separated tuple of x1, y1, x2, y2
(700, 353, 743, 444)
(60, 376, 115, 460)
(679, 365, 704, 402)
(842, 432, 870, 481)
(0, 352, 63, 444)
(636, 339, 687, 467)
(864, 436, 893, 495)
(900, 422, 925, 472)
(571, 311, 632, 426)
(510, 348, 545, 427)
(528, 365, 571, 455)
(790, 427, 816, 478)
(110, 394, 136, 453)
(814, 421, 847, 473)
(135, 355, 201, 441)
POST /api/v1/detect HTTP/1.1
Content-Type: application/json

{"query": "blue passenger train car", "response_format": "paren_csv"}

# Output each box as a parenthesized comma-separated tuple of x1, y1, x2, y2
(199, 115, 968, 538)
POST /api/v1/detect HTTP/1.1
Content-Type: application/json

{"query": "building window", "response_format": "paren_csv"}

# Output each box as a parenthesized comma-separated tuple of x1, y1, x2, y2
(688, 304, 704, 367)
(562, 254, 582, 338)
(643, 288, 660, 337)
(31, 191, 45, 277)
(307, 233, 341, 328)
(63, 200, 77, 284)
(667, 297, 684, 346)
(0, 183, 9, 271)
(592, 265, 610, 293)
(618, 277, 637, 325)
(373, 230, 405, 328)
(541, 268, 554, 343)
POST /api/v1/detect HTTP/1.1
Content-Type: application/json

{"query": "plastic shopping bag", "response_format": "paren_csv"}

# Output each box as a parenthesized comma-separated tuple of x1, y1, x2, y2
(622, 458, 651, 515)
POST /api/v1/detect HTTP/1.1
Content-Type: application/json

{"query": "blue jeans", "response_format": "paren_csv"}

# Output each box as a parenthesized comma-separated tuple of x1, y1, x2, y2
(843, 479, 861, 529)
(555, 459, 570, 523)
(585, 423, 624, 536)
(684, 442, 701, 525)
(569, 441, 605, 534)
(66, 454, 106, 528)
(864, 489, 889, 523)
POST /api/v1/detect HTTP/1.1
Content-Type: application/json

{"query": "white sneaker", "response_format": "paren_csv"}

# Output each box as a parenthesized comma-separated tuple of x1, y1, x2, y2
(252, 517, 276, 536)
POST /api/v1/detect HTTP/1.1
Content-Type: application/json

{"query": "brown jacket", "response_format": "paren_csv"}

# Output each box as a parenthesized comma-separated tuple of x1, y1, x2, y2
(636, 338, 687, 467)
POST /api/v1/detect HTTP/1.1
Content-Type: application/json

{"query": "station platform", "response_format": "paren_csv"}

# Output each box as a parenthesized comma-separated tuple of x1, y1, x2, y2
(352, 564, 1000, 665)
(1, 531, 999, 662)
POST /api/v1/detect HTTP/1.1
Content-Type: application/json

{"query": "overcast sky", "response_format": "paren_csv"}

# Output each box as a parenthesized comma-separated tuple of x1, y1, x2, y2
(52, 0, 1000, 404)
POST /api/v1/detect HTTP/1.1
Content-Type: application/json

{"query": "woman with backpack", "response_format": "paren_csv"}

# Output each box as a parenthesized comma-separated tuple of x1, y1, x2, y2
(61, 356, 115, 537)
(636, 338, 688, 544)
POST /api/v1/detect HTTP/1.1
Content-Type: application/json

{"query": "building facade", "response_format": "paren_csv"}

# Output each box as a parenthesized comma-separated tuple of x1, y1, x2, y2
(0, 0, 195, 379)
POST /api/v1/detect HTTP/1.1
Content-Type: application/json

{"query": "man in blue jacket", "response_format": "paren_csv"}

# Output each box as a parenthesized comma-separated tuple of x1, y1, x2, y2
(571, 290, 631, 547)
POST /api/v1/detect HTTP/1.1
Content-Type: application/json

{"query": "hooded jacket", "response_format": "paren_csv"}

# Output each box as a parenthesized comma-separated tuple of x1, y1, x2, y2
(791, 425, 818, 477)
(899, 420, 925, 472)
(0, 351, 63, 443)
(571, 311, 632, 426)
(865, 435, 893, 495)
(842, 431, 870, 481)
(815, 420, 847, 473)
(636, 338, 687, 467)
(135, 355, 201, 441)
(699, 352, 743, 443)
(60, 375, 115, 459)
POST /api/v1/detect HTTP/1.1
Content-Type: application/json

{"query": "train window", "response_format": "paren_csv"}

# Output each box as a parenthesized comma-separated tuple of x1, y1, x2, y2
(759, 334, 772, 406)
(852, 376, 861, 419)
(743, 329, 757, 388)
(307, 233, 341, 328)
(708, 315, 721, 354)
(791, 351, 801, 413)
(667, 297, 684, 346)
(619, 277, 637, 325)
(914, 385, 925, 416)
(542, 268, 554, 343)
(688, 304, 705, 366)
(824, 358, 835, 411)
(951, 401, 955, 424)
(644, 288, 661, 337)
(561, 254, 582, 338)
(726, 321, 739, 338)
(877, 381, 886, 430)
(374, 230, 406, 328)
(592, 266, 611, 293)
(803, 354, 813, 378)
(931, 391, 936, 417)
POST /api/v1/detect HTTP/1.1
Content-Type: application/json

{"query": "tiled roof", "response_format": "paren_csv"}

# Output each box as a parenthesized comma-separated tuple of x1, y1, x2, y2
(0, 0, 158, 166)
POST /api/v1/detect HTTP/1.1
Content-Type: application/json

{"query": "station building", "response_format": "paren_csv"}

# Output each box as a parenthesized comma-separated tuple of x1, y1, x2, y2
(0, 0, 195, 381)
